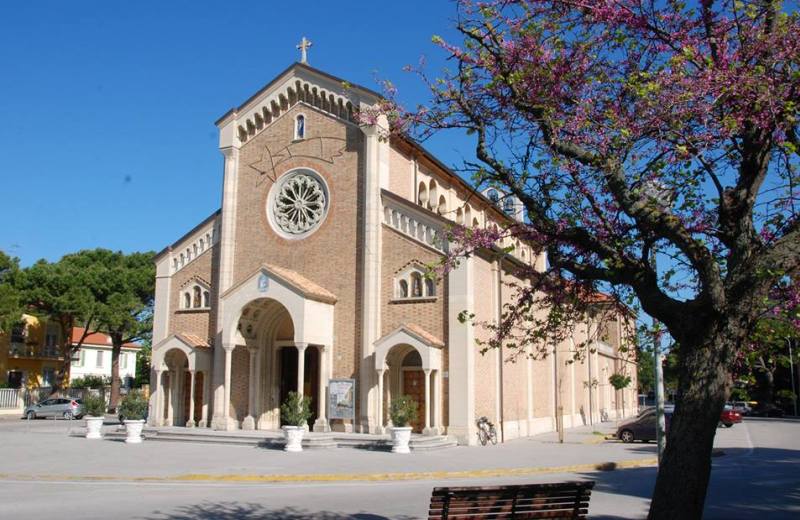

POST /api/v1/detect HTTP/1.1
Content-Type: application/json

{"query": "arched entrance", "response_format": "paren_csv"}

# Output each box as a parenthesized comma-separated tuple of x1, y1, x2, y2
(374, 324, 444, 435)
(213, 263, 336, 432)
(229, 297, 327, 430)
(150, 333, 212, 428)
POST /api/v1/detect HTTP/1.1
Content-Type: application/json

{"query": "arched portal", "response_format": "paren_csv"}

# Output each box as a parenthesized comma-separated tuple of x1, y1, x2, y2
(229, 297, 327, 431)
(374, 325, 444, 435)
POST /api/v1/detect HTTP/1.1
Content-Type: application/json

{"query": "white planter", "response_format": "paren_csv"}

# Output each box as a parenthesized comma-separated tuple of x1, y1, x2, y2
(282, 425, 305, 452)
(85, 416, 104, 440)
(390, 426, 413, 454)
(124, 419, 145, 444)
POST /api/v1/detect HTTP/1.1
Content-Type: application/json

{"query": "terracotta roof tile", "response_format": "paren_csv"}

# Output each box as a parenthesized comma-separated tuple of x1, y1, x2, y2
(176, 333, 211, 349)
(403, 323, 445, 348)
(262, 264, 337, 304)
(71, 327, 140, 349)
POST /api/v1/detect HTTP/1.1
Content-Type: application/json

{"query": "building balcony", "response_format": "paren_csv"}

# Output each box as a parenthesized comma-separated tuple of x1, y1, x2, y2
(8, 343, 63, 360)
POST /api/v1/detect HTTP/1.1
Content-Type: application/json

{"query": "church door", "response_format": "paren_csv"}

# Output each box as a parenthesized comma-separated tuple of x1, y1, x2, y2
(402, 370, 426, 433)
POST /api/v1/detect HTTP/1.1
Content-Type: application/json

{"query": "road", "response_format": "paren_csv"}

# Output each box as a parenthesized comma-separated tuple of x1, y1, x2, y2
(0, 417, 796, 519)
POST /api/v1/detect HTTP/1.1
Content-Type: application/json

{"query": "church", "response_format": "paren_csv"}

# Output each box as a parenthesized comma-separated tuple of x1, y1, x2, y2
(148, 46, 638, 445)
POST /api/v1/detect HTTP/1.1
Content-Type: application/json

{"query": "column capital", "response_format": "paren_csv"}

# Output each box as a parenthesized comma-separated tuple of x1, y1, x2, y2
(423, 368, 432, 376)
(222, 343, 236, 353)
(295, 342, 309, 352)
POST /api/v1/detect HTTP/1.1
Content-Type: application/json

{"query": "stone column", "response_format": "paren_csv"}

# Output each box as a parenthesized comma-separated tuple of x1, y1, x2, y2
(166, 370, 175, 426)
(296, 343, 308, 397)
(358, 116, 388, 434)
(186, 370, 196, 427)
(242, 346, 258, 430)
(149, 368, 163, 427)
(375, 368, 386, 433)
(434, 369, 443, 435)
(212, 344, 237, 431)
(313, 345, 330, 432)
(201, 370, 210, 427)
(447, 255, 476, 444)
(422, 368, 433, 435)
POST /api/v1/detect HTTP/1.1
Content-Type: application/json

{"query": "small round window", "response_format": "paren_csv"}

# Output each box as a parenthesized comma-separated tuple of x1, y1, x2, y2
(267, 168, 330, 239)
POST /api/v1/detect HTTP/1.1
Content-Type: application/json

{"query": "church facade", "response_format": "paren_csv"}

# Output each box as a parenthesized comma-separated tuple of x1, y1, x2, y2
(148, 60, 638, 445)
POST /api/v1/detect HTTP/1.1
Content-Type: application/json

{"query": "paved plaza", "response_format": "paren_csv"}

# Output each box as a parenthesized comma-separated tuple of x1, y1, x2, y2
(0, 417, 797, 519)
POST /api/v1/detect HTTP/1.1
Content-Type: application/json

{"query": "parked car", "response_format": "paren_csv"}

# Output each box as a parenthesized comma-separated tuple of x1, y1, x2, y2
(617, 408, 673, 443)
(729, 401, 753, 416)
(750, 403, 785, 417)
(24, 398, 84, 420)
(719, 407, 742, 427)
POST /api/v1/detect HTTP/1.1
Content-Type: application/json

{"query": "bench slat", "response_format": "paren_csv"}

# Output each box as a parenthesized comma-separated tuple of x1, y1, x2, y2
(428, 481, 594, 520)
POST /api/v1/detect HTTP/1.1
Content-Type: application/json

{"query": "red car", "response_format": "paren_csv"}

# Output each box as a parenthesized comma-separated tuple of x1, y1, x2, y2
(720, 408, 742, 428)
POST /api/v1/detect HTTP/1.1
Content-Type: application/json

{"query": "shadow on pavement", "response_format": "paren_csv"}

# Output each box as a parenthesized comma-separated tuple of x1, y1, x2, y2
(140, 502, 415, 520)
(575, 446, 800, 519)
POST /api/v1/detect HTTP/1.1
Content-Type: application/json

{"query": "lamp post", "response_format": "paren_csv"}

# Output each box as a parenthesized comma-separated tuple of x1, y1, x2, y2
(788, 337, 798, 417)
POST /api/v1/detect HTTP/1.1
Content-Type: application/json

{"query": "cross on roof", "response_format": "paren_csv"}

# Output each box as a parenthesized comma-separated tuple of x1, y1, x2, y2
(297, 37, 312, 64)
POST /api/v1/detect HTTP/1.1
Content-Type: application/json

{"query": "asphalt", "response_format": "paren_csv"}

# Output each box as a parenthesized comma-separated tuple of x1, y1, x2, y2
(0, 416, 796, 519)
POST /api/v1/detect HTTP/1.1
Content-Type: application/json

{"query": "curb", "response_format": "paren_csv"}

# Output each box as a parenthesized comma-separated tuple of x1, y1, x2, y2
(0, 457, 658, 484)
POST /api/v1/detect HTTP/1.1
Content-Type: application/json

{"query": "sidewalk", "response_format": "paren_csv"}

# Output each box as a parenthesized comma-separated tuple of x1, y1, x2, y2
(0, 419, 656, 483)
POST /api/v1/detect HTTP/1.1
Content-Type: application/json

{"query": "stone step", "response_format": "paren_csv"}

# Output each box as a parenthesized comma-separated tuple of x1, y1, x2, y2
(99, 428, 456, 451)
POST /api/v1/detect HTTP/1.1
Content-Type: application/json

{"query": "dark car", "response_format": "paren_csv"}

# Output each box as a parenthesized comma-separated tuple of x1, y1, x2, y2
(750, 403, 785, 417)
(617, 408, 672, 443)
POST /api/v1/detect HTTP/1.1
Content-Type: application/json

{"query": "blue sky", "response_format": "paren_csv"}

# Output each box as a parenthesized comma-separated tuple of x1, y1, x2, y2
(0, 1, 465, 266)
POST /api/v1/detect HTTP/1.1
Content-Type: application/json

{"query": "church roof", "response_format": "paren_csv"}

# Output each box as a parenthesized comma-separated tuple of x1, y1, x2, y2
(215, 62, 382, 127)
(262, 263, 338, 304)
(222, 263, 337, 305)
(175, 332, 211, 349)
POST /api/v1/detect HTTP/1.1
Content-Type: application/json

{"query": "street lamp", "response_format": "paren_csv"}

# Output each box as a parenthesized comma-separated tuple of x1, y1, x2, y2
(788, 337, 798, 417)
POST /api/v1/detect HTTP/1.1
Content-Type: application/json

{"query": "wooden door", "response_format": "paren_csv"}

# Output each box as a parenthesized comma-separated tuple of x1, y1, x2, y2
(402, 370, 426, 433)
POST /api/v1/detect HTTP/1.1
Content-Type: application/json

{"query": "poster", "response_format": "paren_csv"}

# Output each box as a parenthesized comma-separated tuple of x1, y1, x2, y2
(328, 378, 355, 420)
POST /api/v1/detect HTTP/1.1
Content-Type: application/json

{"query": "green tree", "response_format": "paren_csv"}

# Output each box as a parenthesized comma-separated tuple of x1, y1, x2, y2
(0, 251, 22, 333)
(95, 251, 154, 410)
(20, 253, 105, 391)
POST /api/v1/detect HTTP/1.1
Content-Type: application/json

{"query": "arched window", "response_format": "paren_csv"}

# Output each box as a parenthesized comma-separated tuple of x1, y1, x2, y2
(203, 291, 210, 308)
(425, 278, 435, 297)
(437, 195, 447, 216)
(410, 272, 423, 297)
(173, 258, 178, 270)
(472, 217, 480, 228)
(193, 243, 198, 257)
(487, 189, 500, 204)
(504, 197, 515, 215)
(183, 292, 191, 309)
(417, 182, 428, 207)
(428, 180, 438, 211)
(295, 114, 306, 140)
(179, 253, 185, 267)
(193, 286, 201, 308)
(455, 207, 464, 225)
(398, 280, 409, 298)
(199, 238, 205, 252)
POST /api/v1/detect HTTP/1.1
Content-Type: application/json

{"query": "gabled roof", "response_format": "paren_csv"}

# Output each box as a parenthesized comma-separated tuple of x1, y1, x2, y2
(215, 61, 383, 127)
(221, 263, 337, 305)
(175, 333, 211, 349)
(377, 323, 444, 349)
(71, 327, 140, 349)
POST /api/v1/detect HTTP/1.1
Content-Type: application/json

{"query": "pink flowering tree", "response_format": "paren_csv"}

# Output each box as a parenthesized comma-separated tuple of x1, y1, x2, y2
(372, 1, 800, 518)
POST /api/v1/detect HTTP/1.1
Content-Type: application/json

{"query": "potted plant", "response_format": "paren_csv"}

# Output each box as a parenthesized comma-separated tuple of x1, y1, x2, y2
(389, 395, 418, 454)
(280, 391, 312, 452)
(83, 393, 107, 440)
(118, 390, 148, 444)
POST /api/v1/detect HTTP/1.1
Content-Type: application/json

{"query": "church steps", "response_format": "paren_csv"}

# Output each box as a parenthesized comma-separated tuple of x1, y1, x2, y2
(95, 428, 456, 451)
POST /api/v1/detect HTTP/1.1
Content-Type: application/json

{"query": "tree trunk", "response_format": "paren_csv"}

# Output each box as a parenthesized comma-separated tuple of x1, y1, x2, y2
(648, 326, 738, 519)
(109, 335, 122, 412)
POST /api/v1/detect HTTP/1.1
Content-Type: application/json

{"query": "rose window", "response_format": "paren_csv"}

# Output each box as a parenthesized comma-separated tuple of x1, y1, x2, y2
(268, 170, 329, 238)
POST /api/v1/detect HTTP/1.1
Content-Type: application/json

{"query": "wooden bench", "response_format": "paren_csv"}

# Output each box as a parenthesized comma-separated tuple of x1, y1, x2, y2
(428, 481, 595, 519)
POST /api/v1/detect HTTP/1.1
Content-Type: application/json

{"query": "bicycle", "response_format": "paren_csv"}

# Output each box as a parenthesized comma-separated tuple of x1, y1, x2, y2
(476, 416, 498, 446)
